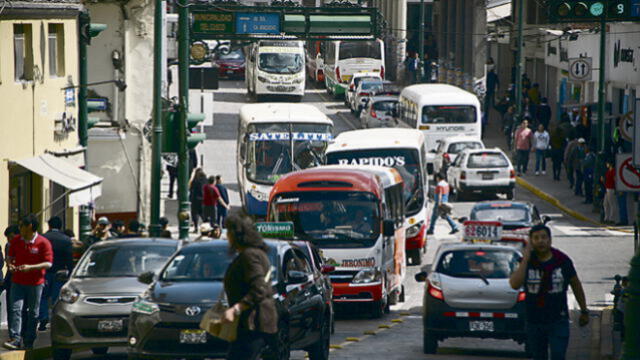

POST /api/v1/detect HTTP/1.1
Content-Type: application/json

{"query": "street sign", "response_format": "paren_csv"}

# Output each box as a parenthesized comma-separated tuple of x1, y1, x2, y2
(235, 13, 280, 35)
(619, 111, 634, 142)
(192, 11, 234, 35)
(569, 58, 592, 81)
(616, 153, 640, 192)
(634, 99, 640, 166)
(255, 222, 294, 239)
(549, 0, 632, 21)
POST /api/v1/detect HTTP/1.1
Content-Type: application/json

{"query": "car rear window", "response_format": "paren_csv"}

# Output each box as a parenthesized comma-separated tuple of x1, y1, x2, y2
(436, 249, 520, 279)
(472, 208, 530, 222)
(447, 142, 483, 154)
(467, 152, 509, 168)
(373, 100, 398, 111)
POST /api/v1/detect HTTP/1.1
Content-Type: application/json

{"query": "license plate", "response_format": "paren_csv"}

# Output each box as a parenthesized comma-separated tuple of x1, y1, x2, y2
(463, 221, 502, 241)
(469, 320, 494, 332)
(97, 319, 123, 332)
(482, 173, 494, 180)
(180, 329, 207, 344)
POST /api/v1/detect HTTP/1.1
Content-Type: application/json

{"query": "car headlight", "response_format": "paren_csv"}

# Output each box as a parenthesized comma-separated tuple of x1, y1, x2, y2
(131, 299, 159, 315)
(257, 76, 268, 83)
(250, 188, 268, 202)
(59, 285, 80, 304)
(406, 221, 425, 238)
(352, 268, 381, 284)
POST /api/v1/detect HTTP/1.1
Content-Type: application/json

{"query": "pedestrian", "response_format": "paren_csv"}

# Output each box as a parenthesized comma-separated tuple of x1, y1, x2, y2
(403, 52, 412, 85)
(537, 97, 552, 130)
(189, 168, 208, 233)
(111, 220, 125, 238)
(37, 216, 73, 331)
(87, 217, 113, 245)
(3, 225, 20, 335)
(4, 214, 53, 350)
(166, 162, 178, 199)
(534, 124, 550, 176)
(563, 137, 579, 189)
(65, 229, 84, 264)
(426, 173, 459, 235)
(120, 220, 143, 238)
(485, 66, 499, 120)
(528, 83, 541, 105)
(572, 139, 586, 196)
(523, 97, 536, 121)
(159, 217, 172, 238)
(550, 125, 565, 181)
(406, 53, 420, 84)
(502, 106, 516, 149)
(582, 146, 596, 204)
(203, 176, 225, 228)
(215, 175, 230, 227)
(422, 53, 432, 83)
(601, 161, 617, 224)
(222, 212, 278, 360)
(509, 224, 589, 360)
(514, 119, 533, 176)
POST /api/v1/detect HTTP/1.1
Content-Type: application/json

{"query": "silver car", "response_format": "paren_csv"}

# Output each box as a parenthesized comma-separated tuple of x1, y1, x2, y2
(360, 95, 399, 128)
(51, 238, 180, 360)
(415, 243, 527, 355)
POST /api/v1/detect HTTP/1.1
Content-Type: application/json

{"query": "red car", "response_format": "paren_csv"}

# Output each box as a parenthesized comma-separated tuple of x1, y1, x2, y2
(212, 48, 245, 79)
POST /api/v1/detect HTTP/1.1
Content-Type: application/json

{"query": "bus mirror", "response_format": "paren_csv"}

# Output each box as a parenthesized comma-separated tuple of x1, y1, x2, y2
(382, 219, 394, 237)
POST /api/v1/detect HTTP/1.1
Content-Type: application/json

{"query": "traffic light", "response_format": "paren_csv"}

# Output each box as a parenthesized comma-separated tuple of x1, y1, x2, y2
(186, 113, 206, 149)
(161, 108, 178, 153)
(79, 11, 106, 45)
(549, 0, 629, 21)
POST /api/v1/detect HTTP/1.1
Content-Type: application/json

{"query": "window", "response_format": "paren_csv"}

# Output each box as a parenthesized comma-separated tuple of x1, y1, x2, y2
(48, 24, 65, 77)
(14, 24, 34, 81)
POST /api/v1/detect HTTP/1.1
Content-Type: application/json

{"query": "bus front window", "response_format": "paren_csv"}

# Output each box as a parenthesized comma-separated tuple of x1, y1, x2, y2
(421, 105, 476, 124)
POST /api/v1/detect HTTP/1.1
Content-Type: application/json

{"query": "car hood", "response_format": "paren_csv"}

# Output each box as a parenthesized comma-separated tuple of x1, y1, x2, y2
(69, 277, 147, 296)
(151, 281, 224, 304)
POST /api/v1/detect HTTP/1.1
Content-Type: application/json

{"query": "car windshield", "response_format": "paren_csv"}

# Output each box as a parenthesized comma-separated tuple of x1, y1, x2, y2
(373, 100, 398, 112)
(467, 152, 509, 168)
(75, 244, 176, 278)
(447, 141, 483, 154)
(269, 191, 380, 248)
(217, 49, 244, 61)
(326, 148, 424, 215)
(259, 52, 303, 74)
(338, 41, 382, 60)
(421, 105, 476, 124)
(472, 207, 530, 223)
(246, 123, 333, 184)
(436, 249, 521, 279)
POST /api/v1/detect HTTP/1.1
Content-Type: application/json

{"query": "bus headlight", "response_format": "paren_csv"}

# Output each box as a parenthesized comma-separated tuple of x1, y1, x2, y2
(257, 76, 268, 83)
(249, 188, 268, 202)
(353, 268, 381, 284)
(406, 221, 424, 238)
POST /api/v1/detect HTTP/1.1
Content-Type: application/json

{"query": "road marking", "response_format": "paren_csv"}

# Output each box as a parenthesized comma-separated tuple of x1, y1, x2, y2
(318, 91, 358, 130)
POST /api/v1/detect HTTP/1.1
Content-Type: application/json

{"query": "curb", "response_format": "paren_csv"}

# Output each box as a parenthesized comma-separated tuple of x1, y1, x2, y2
(0, 347, 51, 360)
(516, 177, 634, 234)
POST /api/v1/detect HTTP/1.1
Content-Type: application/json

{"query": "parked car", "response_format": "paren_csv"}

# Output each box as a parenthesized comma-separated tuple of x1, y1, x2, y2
(128, 239, 334, 360)
(415, 242, 528, 355)
(212, 48, 245, 79)
(344, 72, 381, 108)
(432, 136, 485, 177)
(446, 148, 516, 201)
(51, 238, 180, 360)
(360, 95, 399, 128)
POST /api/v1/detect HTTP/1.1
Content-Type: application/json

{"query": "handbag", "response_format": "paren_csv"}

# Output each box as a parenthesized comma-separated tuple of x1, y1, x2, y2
(438, 202, 453, 217)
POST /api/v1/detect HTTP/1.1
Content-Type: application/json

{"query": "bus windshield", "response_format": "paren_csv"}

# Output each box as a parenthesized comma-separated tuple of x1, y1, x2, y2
(246, 123, 332, 184)
(339, 41, 382, 60)
(421, 105, 476, 124)
(270, 191, 380, 248)
(326, 148, 424, 215)
(259, 53, 303, 74)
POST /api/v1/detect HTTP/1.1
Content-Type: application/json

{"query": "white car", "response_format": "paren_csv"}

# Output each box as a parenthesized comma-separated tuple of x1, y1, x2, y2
(349, 79, 385, 115)
(446, 148, 516, 201)
(345, 72, 381, 108)
(432, 136, 485, 176)
(359, 95, 399, 128)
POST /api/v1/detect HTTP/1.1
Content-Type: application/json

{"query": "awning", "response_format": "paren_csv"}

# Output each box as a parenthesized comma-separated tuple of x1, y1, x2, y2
(14, 154, 102, 207)
(487, 2, 511, 23)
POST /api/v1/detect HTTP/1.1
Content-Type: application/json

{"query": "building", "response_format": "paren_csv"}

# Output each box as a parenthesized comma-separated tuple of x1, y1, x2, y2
(0, 0, 102, 236)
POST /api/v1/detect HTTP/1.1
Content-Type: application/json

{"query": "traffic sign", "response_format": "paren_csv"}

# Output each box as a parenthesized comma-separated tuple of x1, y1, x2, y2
(192, 11, 234, 35)
(616, 153, 640, 192)
(619, 111, 634, 142)
(569, 58, 592, 81)
(235, 13, 280, 35)
(549, 0, 632, 21)
(634, 99, 640, 166)
(255, 222, 294, 239)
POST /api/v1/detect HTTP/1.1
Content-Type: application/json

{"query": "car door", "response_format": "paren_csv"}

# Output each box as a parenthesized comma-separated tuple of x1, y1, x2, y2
(448, 153, 464, 189)
(282, 248, 314, 346)
(433, 140, 445, 174)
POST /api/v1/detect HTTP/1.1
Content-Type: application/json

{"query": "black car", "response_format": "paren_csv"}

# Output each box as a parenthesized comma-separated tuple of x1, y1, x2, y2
(127, 239, 333, 360)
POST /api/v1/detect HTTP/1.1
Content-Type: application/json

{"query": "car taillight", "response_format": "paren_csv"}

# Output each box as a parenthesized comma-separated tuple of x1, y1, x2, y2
(510, 169, 516, 179)
(460, 171, 466, 180)
(380, 66, 385, 79)
(336, 67, 341, 81)
(359, 92, 370, 97)
(370, 108, 377, 118)
(427, 280, 444, 300)
(517, 291, 526, 302)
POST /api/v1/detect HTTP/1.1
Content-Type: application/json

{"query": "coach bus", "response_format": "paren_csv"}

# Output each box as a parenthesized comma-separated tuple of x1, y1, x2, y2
(323, 39, 385, 97)
(267, 165, 406, 318)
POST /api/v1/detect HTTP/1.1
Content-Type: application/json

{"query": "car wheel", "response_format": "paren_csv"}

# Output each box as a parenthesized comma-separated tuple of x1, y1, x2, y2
(264, 322, 291, 360)
(92, 347, 108, 355)
(506, 188, 515, 200)
(423, 331, 438, 354)
(52, 347, 72, 360)
(307, 314, 331, 360)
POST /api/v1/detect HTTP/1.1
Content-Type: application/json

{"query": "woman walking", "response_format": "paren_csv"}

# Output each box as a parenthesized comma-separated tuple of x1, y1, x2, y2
(189, 168, 207, 233)
(222, 213, 278, 360)
(533, 124, 550, 176)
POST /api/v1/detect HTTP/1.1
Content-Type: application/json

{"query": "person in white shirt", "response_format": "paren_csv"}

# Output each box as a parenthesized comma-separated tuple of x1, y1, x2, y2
(534, 124, 550, 175)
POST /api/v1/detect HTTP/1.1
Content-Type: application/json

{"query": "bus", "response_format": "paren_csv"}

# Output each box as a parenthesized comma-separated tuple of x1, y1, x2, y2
(397, 84, 482, 174)
(325, 129, 429, 265)
(236, 103, 334, 217)
(323, 39, 385, 97)
(245, 40, 306, 101)
(267, 165, 406, 317)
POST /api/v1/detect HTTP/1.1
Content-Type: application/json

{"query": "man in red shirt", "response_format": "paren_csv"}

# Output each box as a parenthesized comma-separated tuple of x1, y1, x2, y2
(202, 176, 229, 227)
(3, 214, 53, 350)
(602, 161, 617, 224)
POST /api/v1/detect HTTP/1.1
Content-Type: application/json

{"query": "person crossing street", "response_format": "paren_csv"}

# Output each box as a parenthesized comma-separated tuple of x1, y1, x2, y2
(426, 173, 459, 235)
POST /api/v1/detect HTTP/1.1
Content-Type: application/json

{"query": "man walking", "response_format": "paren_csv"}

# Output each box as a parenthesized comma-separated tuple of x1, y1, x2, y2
(533, 124, 550, 176)
(537, 97, 552, 130)
(582, 146, 596, 204)
(564, 137, 579, 189)
(4, 215, 53, 350)
(510, 225, 589, 360)
(215, 175, 230, 227)
(426, 173, 459, 235)
(203, 176, 229, 227)
(37, 217, 73, 331)
(514, 119, 533, 176)
(572, 139, 586, 196)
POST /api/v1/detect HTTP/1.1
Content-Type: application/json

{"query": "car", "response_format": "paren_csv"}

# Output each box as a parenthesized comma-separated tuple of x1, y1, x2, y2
(349, 78, 386, 116)
(414, 242, 528, 355)
(359, 95, 399, 129)
(212, 48, 245, 79)
(432, 136, 485, 177)
(344, 72, 381, 108)
(51, 238, 181, 360)
(446, 148, 516, 201)
(128, 239, 334, 360)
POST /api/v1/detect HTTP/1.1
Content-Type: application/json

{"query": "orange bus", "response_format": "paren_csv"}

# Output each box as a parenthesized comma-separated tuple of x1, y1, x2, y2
(267, 165, 406, 317)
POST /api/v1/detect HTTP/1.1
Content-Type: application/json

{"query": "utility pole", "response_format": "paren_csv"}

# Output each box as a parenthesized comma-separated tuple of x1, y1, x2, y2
(594, 16, 607, 213)
(419, 0, 425, 82)
(514, 0, 524, 123)
(149, 0, 164, 237)
(177, 0, 191, 239)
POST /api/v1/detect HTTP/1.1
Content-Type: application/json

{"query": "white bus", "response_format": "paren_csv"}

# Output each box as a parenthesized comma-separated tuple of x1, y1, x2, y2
(245, 40, 306, 101)
(397, 84, 482, 174)
(325, 128, 430, 265)
(323, 39, 385, 97)
(236, 103, 334, 217)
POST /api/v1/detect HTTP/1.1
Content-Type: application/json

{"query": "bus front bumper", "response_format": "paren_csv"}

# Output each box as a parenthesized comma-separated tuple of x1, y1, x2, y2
(332, 282, 383, 303)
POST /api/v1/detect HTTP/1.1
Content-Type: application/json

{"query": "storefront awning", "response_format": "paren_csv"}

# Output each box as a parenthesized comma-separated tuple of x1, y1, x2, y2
(14, 154, 102, 207)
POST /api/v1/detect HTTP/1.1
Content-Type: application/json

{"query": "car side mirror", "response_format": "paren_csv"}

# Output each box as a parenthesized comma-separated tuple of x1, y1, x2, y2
(415, 271, 427, 283)
(55, 269, 70, 282)
(542, 215, 551, 224)
(458, 216, 468, 223)
(138, 271, 155, 285)
(320, 265, 335, 274)
(383, 219, 395, 237)
(287, 270, 308, 285)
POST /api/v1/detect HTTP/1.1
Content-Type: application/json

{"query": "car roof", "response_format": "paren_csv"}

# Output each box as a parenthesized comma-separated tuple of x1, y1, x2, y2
(435, 242, 521, 256)
(459, 147, 504, 155)
(369, 96, 399, 102)
(328, 128, 424, 151)
(471, 200, 532, 211)
(90, 237, 180, 248)
(440, 136, 484, 145)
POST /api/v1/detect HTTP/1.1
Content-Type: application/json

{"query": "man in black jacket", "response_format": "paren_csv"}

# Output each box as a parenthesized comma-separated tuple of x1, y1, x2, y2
(37, 216, 73, 331)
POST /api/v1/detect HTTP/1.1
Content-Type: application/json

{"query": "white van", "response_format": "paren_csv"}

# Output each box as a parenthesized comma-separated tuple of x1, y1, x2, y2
(397, 84, 482, 174)
(245, 40, 306, 101)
